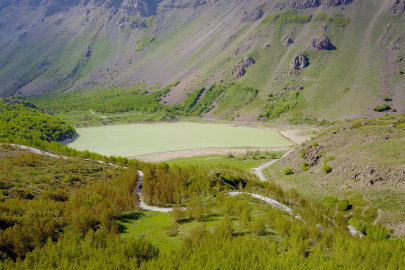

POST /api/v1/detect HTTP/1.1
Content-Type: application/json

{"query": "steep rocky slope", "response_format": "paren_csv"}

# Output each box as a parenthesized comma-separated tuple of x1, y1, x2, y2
(1, 0, 405, 121)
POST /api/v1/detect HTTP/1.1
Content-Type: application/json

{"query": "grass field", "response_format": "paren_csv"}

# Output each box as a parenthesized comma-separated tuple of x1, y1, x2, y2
(165, 152, 283, 170)
(68, 122, 292, 157)
(117, 194, 276, 253)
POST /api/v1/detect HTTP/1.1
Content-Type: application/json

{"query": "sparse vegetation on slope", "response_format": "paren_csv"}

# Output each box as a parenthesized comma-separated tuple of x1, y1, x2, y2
(135, 35, 155, 51)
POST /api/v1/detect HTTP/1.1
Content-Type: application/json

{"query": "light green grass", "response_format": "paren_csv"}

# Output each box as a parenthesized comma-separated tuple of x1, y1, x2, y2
(165, 154, 279, 170)
(69, 122, 292, 157)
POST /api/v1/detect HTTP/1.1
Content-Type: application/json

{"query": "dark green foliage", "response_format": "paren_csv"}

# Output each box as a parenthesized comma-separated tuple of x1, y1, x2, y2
(324, 196, 338, 207)
(29, 84, 170, 114)
(383, 96, 393, 101)
(262, 10, 312, 24)
(188, 84, 227, 115)
(333, 14, 351, 27)
(323, 156, 335, 164)
(263, 91, 305, 119)
(348, 218, 366, 234)
(284, 168, 293, 175)
(338, 200, 349, 211)
(169, 81, 180, 87)
(367, 223, 390, 241)
(363, 207, 378, 223)
(322, 164, 331, 174)
(165, 224, 179, 237)
(302, 161, 309, 171)
(142, 163, 259, 205)
(5, 228, 159, 268)
(343, 87, 351, 93)
(373, 104, 391, 112)
(0, 98, 75, 142)
(182, 87, 205, 111)
(135, 35, 155, 51)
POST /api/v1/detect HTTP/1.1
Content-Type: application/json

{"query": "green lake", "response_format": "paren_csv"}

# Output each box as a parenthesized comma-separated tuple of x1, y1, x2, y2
(68, 122, 293, 157)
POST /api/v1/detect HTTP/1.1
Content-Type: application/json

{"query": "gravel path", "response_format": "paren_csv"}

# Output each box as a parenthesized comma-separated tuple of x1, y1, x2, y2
(253, 149, 295, 181)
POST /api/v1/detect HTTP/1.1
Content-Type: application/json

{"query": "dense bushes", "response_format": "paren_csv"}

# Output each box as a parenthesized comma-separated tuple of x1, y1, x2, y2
(263, 90, 305, 119)
(29, 84, 170, 114)
(0, 166, 139, 260)
(142, 163, 259, 205)
(0, 98, 75, 142)
(373, 104, 390, 112)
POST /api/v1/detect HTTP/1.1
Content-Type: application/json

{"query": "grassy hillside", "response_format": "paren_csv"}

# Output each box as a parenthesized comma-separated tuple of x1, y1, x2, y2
(268, 115, 405, 235)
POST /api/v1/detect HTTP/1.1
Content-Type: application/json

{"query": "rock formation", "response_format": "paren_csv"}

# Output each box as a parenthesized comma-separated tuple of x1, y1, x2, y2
(241, 8, 264, 22)
(289, 52, 308, 74)
(391, 0, 405, 13)
(231, 55, 256, 79)
(282, 36, 294, 47)
(310, 36, 332, 50)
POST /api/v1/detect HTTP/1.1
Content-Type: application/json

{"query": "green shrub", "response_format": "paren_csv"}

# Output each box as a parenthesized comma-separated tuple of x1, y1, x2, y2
(338, 200, 349, 211)
(348, 218, 366, 234)
(383, 96, 392, 101)
(313, 13, 329, 21)
(324, 196, 338, 207)
(165, 224, 179, 237)
(263, 91, 306, 119)
(302, 161, 309, 171)
(135, 35, 155, 51)
(301, 150, 307, 158)
(311, 142, 318, 147)
(348, 194, 368, 207)
(322, 164, 331, 174)
(373, 104, 391, 112)
(351, 122, 362, 128)
(313, 13, 350, 27)
(367, 223, 390, 241)
(332, 14, 351, 27)
(323, 156, 335, 164)
(343, 87, 350, 93)
(363, 207, 378, 223)
(169, 81, 180, 87)
(284, 168, 293, 175)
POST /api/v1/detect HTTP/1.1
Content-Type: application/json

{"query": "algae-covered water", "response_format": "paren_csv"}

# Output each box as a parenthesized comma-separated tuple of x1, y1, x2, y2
(68, 122, 292, 157)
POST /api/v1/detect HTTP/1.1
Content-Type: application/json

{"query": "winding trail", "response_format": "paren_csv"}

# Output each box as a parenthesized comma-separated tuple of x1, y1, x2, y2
(253, 149, 295, 181)
(6, 144, 362, 237)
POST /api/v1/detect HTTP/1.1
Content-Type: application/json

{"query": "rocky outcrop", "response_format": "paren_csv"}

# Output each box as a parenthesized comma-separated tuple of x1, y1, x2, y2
(241, 7, 264, 22)
(121, 0, 156, 17)
(289, 52, 308, 74)
(310, 36, 332, 50)
(282, 36, 294, 47)
(85, 46, 92, 57)
(231, 55, 256, 79)
(163, 0, 218, 9)
(391, 0, 405, 13)
(275, 0, 353, 9)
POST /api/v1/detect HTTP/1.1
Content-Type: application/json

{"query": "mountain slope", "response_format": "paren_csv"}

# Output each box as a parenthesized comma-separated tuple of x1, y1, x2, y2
(1, 0, 405, 121)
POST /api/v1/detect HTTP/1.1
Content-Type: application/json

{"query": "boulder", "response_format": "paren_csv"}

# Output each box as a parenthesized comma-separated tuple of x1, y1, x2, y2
(231, 55, 256, 79)
(310, 36, 332, 50)
(241, 8, 264, 22)
(282, 36, 294, 47)
(289, 52, 308, 73)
